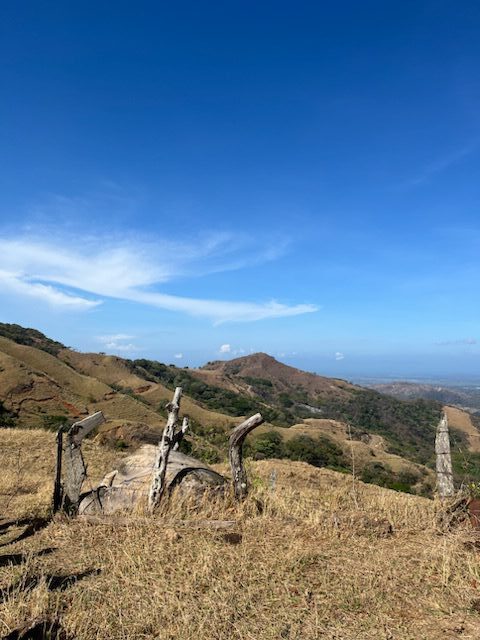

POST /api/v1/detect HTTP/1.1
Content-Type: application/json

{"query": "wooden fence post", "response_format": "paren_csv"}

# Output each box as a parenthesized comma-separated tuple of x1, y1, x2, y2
(62, 412, 106, 513)
(435, 411, 454, 499)
(148, 387, 182, 512)
(173, 416, 189, 451)
(229, 413, 264, 500)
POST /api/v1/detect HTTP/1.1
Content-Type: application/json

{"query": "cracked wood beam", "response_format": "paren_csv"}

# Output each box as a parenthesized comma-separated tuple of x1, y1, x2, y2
(148, 387, 182, 512)
(435, 411, 454, 499)
(63, 411, 106, 513)
(229, 413, 264, 500)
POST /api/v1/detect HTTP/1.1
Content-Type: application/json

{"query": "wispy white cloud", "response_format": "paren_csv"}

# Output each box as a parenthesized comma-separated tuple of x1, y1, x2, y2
(97, 334, 140, 353)
(0, 269, 100, 310)
(407, 141, 479, 188)
(0, 235, 318, 323)
(219, 344, 231, 353)
(335, 351, 345, 361)
(435, 338, 477, 346)
(174, 353, 183, 359)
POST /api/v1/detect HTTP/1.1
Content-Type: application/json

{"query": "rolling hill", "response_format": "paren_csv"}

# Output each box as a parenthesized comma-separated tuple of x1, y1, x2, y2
(1, 322, 480, 494)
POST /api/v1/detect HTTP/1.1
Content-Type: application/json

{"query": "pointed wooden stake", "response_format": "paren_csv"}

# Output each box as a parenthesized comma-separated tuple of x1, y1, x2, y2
(435, 411, 454, 499)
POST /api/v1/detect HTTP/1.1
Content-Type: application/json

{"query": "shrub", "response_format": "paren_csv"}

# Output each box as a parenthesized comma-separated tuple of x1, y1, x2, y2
(249, 431, 285, 459)
(0, 401, 16, 428)
(360, 462, 419, 494)
(41, 415, 68, 431)
(284, 435, 346, 469)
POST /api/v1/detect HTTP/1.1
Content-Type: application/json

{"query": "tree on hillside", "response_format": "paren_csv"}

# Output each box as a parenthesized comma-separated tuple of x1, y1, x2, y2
(0, 401, 16, 427)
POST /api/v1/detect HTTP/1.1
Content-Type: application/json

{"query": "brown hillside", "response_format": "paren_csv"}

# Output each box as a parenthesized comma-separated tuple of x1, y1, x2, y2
(59, 349, 236, 430)
(445, 405, 480, 453)
(0, 337, 164, 434)
(197, 352, 356, 398)
(0, 336, 242, 447)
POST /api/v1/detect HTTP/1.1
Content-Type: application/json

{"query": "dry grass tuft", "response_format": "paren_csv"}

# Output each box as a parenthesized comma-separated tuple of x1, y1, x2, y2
(2, 430, 480, 639)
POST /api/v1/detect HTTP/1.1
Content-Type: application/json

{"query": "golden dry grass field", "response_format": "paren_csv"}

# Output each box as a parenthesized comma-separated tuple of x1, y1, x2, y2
(2, 428, 480, 639)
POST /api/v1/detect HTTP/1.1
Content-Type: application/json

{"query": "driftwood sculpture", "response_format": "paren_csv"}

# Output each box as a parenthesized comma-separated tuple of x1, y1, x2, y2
(435, 410, 454, 499)
(54, 387, 264, 517)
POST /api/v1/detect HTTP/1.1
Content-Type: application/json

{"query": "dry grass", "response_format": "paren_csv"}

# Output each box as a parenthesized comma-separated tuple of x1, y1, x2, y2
(2, 429, 480, 639)
(445, 406, 480, 453)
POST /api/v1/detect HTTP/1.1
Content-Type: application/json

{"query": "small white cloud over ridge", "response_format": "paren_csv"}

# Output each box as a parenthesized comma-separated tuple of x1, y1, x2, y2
(97, 334, 139, 353)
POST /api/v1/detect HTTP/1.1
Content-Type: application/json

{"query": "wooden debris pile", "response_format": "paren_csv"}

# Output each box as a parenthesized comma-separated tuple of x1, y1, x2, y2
(52, 387, 264, 517)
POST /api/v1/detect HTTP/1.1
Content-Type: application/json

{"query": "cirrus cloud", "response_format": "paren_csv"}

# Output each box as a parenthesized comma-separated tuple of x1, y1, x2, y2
(0, 234, 318, 324)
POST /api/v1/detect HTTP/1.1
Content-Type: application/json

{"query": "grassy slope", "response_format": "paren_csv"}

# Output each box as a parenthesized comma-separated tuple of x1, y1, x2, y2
(60, 350, 235, 430)
(2, 428, 480, 639)
(0, 337, 165, 432)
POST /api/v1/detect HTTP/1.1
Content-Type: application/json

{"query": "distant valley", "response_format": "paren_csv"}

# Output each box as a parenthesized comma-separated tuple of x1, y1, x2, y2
(362, 379, 480, 414)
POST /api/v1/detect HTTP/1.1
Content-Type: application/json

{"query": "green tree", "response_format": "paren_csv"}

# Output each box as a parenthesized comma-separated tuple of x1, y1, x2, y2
(0, 401, 16, 428)
(250, 431, 284, 459)
(284, 435, 345, 469)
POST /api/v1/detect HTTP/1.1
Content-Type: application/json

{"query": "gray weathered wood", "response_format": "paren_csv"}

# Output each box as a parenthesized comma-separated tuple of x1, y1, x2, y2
(69, 411, 106, 444)
(173, 416, 189, 451)
(435, 411, 454, 499)
(78, 448, 226, 515)
(229, 413, 264, 500)
(63, 411, 106, 513)
(52, 423, 68, 513)
(148, 387, 182, 512)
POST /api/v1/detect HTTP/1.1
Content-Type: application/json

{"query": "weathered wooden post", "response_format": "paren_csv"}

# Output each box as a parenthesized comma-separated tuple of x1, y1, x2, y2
(148, 387, 182, 512)
(52, 423, 68, 513)
(173, 416, 189, 451)
(62, 411, 106, 513)
(229, 413, 264, 500)
(435, 411, 454, 499)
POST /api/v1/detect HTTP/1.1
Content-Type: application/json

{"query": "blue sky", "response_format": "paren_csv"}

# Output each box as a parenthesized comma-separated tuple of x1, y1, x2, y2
(1, 1, 479, 378)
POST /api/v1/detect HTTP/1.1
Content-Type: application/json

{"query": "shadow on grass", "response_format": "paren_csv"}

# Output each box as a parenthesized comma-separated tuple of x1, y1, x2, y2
(0, 568, 101, 604)
(0, 517, 51, 548)
(0, 547, 56, 568)
(1, 617, 70, 640)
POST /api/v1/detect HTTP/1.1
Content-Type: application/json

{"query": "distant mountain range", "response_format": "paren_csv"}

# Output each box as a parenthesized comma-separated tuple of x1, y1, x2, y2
(1, 322, 480, 494)
(367, 381, 480, 413)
